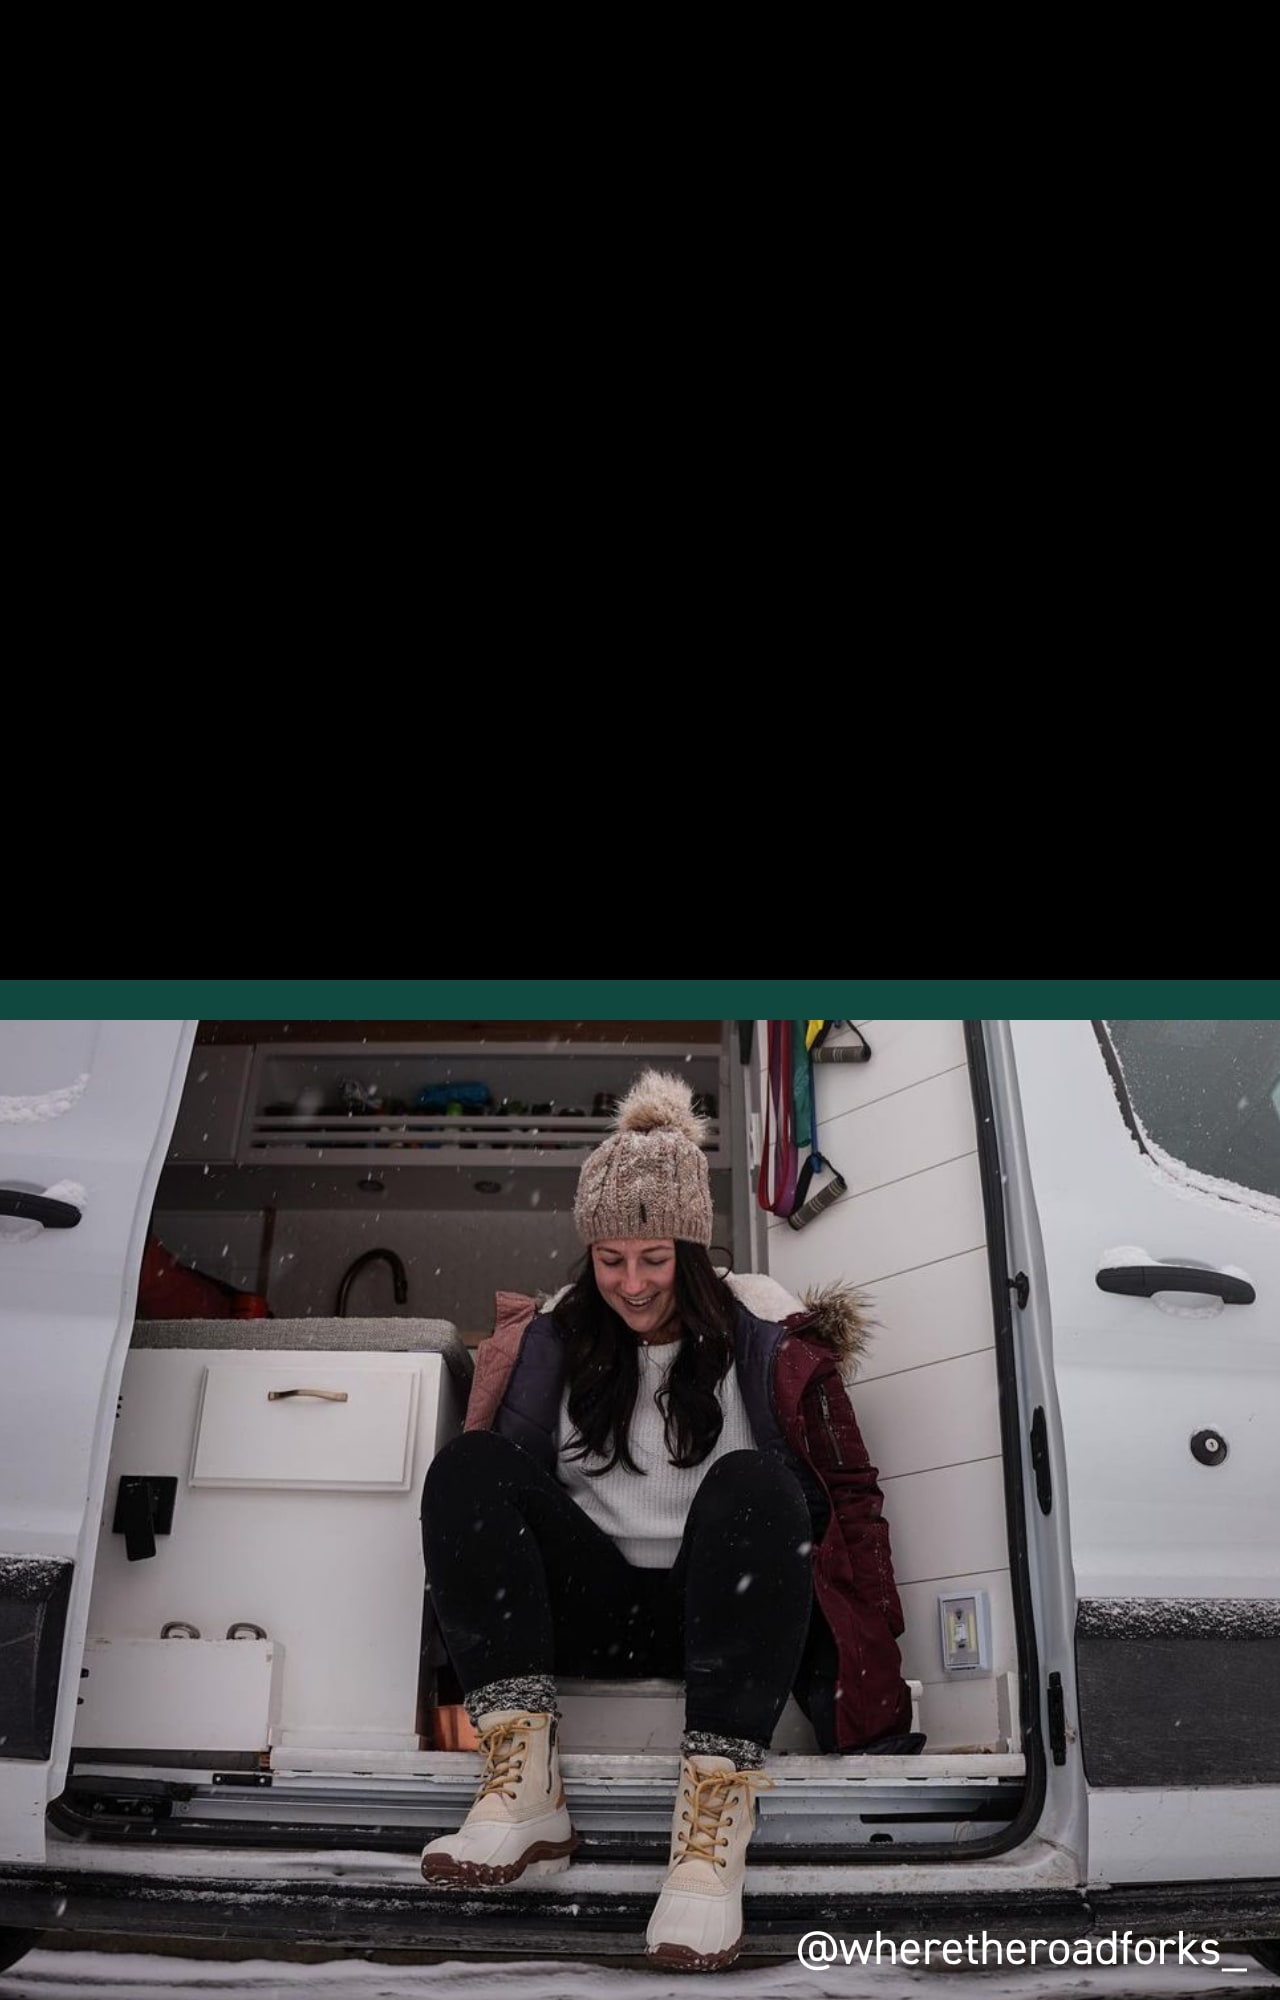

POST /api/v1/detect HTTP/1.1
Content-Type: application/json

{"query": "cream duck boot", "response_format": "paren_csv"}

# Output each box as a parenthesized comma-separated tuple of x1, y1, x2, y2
(420, 1709, 578, 1886)
(645, 1754, 773, 1969)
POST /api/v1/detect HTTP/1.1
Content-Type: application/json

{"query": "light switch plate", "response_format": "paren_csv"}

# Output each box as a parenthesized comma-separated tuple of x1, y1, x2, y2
(938, 1588, 992, 1675)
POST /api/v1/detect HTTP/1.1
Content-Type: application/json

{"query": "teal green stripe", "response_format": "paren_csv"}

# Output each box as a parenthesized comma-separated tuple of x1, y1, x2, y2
(3, 981, 1278, 1018)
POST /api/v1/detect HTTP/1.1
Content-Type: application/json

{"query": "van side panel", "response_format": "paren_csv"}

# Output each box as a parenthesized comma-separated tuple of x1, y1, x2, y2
(0, 1019, 195, 1863)
(1075, 1598, 1280, 1786)
(1007, 1019, 1280, 1885)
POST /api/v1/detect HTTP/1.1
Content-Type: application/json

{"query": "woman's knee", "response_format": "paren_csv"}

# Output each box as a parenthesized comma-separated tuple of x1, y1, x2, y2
(423, 1427, 519, 1515)
(692, 1449, 809, 1530)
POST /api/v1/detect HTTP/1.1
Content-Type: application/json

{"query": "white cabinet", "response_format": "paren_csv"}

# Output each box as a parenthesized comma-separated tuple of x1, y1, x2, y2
(77, 1638, 282, 1755)
(190, 1361, 421, 1490)
(78, 1343, 465, 1754)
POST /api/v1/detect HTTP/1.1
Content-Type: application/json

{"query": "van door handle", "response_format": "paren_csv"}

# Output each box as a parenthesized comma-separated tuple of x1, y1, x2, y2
(0, 1188, 82, 1229)
(1096, 1263, 1255, 1305)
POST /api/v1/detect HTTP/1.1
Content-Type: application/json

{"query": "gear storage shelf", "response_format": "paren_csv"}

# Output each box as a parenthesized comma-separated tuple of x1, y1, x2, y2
(153, 1039, 732, 1213)
(238, 1043, 726, 1174)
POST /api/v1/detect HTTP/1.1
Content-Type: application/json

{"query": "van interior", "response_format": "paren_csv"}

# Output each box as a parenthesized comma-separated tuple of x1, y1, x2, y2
(59, 1019, 1032, 1864)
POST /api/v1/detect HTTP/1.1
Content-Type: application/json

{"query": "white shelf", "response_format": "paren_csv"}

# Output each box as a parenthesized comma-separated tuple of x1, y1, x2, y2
(243, 1112, 722, 1165)
(236, 1042, 725, 1173)
(155, 1037, 732, 1212)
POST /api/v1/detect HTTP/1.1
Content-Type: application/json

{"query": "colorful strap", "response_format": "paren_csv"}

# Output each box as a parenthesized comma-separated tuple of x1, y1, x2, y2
(788, 1025, 850, 1231)
(757, 1019, 799, 1217)
(759, 1018, 870, 1225)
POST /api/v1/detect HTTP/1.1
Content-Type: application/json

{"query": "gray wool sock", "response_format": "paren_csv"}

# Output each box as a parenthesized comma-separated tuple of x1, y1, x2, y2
(682, 1730, 766, 1771)
(465, 1675, 559, 1727)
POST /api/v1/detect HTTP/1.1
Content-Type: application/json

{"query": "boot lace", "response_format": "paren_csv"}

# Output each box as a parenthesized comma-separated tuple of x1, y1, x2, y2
(475, 1713, 548, 1802)
(676, 1767, 774, 1869)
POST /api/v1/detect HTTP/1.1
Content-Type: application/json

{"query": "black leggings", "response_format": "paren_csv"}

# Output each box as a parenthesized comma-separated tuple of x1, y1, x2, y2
(422, 1430, 813, 1747)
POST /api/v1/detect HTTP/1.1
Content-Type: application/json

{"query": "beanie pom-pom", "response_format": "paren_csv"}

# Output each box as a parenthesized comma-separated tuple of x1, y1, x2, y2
(614, 1069, 707, 1144)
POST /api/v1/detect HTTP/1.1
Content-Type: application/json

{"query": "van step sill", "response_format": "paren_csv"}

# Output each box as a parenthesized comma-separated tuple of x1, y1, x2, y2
(269, 1747, 1023, 1781)
(59, 1755, 1025, 1854)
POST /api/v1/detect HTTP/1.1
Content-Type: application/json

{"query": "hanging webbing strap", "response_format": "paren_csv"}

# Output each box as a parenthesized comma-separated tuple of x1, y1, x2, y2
(757, 1019, 799, 1218)
(758, 1019, 872, 1226)
(787, 1020, 853, 1230)
(810, 1019, 872, 1063)
(792, 1024, 860, 1224)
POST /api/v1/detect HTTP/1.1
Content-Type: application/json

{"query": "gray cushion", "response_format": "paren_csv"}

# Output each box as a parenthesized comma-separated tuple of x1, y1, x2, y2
(131, 1316, 473, 1386)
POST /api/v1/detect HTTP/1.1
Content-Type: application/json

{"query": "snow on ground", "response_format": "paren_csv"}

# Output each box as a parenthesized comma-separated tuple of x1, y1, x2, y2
(2, 1951, 1279, 2000)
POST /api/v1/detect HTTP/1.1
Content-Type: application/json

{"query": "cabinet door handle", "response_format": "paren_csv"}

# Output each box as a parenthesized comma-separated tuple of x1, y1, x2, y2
(266, 1388, 350, 1402)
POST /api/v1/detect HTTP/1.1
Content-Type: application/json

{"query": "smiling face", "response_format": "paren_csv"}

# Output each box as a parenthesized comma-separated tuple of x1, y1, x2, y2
(590, 1237, 680, 1343)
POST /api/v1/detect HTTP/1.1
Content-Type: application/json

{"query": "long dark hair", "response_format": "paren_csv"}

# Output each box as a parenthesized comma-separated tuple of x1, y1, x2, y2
(552, 1242, 736, 1474)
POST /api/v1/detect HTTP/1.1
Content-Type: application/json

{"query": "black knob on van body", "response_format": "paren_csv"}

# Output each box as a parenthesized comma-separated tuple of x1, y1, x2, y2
(1190, 1429, 1228, 1465)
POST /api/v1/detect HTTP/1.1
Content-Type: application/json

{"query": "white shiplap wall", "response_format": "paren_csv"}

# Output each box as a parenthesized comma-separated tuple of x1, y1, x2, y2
(760, 1021, 1014, 1750)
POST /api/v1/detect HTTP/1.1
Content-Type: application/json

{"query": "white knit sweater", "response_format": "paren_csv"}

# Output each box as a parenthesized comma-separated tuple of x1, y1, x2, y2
(556, 1336, 755, 1568)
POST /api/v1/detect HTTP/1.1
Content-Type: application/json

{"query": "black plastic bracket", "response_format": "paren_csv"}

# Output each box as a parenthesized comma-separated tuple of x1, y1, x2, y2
(1047, 1671, 1067, 1765)
(1029, 1407, 1053, 1515)
(112, 1477, 178, 1561)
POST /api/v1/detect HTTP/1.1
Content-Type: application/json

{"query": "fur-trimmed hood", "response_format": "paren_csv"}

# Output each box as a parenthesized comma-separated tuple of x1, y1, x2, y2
(537, 1269, 874, 1376)
(724, 1272, 874, 1375)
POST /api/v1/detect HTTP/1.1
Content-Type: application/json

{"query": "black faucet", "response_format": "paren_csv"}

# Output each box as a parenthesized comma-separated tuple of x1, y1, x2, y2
(335, 1248, 409, 1317)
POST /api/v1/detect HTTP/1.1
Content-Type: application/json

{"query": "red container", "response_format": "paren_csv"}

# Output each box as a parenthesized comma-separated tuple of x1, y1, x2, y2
(430, 1706, 480, 1751)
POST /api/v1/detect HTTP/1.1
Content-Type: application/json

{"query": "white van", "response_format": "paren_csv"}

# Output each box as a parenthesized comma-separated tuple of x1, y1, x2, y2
(1, 1015, 1277, 1973)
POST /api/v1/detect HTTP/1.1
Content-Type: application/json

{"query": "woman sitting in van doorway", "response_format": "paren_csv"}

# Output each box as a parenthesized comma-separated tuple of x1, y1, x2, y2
(419, 1071, 918, 1972)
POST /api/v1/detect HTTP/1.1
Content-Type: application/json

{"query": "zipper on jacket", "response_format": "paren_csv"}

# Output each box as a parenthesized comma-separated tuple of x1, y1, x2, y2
(816, 1384, 844, 1467)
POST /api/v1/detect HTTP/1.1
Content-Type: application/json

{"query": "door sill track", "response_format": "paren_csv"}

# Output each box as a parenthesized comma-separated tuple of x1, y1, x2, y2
(64, 1749, 1025, 1851)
